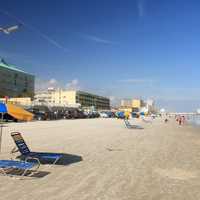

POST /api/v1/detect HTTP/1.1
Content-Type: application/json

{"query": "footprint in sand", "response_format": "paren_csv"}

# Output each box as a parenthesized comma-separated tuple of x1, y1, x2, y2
(154, 168, 198, 180)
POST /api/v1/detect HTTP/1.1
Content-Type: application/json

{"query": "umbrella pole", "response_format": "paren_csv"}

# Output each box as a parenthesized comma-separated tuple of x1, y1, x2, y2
(0, 113, 3, 153)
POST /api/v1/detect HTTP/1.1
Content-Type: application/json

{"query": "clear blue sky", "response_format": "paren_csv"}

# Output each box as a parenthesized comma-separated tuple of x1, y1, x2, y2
(0, 0, 200, 111)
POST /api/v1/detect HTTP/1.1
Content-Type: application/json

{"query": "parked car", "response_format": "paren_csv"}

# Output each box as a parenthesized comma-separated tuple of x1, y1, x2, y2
(99, 112, 109, 118)
(34, 111, 47, 121)
(63, 110, 73, 119)
(105, 111, 115, 118)
(51, 106, 67, 119)
(93, 111, 100, 118)
(77, 109, 87, 118)
(63, 108, 87, 119)
(27, 107, 48, 120)
(87, 111, 99, 118)
(27, 105, 55, 120)
(115, 111, 125, 119)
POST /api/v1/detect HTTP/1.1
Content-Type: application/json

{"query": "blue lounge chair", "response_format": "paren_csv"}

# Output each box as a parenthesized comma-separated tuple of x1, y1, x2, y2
(0, 159, 40, 177)
(124, 119, 143, 129)
(11, 132, 63, 165)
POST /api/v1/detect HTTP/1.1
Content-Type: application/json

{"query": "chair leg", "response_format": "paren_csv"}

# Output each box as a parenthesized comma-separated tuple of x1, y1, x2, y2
(0, 168, 7, 176)
(53, 157, 60, 165)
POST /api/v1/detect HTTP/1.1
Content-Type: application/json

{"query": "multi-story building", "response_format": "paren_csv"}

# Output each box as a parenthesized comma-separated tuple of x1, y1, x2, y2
(132, 99, 145, 112)
(120, 99, 132, 108)
(145, 99, 155, 113)
(34, 89, 110, 110)
(0, 59, 35, 98)
(76, 90, 110, 110)
(0, 97, 32, 106)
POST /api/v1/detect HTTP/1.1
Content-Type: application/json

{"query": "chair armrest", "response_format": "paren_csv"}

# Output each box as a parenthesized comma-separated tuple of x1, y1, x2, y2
(10, 147, 19, 160)
(10, 147, 19, 154)
(25, 156, 41, 171)
(25, 156, 41, 166)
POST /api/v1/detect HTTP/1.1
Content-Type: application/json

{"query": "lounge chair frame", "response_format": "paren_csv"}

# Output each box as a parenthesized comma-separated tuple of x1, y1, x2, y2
(10, 132, 62, 165)
(124, 119, 143, 129)
(0, 158, 40, 178)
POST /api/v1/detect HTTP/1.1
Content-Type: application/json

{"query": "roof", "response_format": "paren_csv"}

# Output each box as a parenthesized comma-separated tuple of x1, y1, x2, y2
(0, 58, 31, 74)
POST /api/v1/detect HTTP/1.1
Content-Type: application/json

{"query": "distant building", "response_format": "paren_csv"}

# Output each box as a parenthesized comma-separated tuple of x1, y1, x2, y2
(120, 99, 132, 107)
(146, 99, 155, 113)
(132, 99, 145, 112)
(0, 97, 32, 106)
(35, 89, 110, 110)
(0, 59, 34, 98)
(119, 98, 156, 114)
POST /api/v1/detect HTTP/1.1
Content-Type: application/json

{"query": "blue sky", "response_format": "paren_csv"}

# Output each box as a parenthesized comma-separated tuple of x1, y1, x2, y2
(0, 0, 200, 111)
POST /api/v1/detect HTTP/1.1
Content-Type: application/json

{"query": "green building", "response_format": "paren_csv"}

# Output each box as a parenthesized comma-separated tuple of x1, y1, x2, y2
(0, 59, 35, 98)
(76, 90, 110, 110)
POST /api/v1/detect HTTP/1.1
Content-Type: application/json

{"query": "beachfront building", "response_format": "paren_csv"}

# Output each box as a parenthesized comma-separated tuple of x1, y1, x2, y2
(34, 89, 110, 110)
(0, 97, 32, 106)
(120, 99, 132, 108)
(0, 59, 35, 98)
(145, 99, 156, 113)
(132, 99, 145, 112)
(119, 98, 156, 114)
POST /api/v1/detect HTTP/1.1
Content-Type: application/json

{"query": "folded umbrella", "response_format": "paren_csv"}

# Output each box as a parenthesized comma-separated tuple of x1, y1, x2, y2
(6, 103, 34, 122)
(0, 102, 34, 153)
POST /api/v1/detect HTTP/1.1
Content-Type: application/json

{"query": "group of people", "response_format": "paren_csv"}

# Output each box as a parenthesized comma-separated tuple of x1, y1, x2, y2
(175, 115, 186, 125)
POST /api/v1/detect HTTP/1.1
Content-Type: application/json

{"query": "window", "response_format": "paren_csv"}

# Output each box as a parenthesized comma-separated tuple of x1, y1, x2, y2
(25, 76, 28, 88)
(14, 74, 18, 86)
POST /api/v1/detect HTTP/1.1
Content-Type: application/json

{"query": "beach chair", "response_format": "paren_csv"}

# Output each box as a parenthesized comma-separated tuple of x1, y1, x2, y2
(142, 118, 152, 123)
(0, 159, 40, 178)
(11, 132, 63, 165)
(124, 119, 143, 129)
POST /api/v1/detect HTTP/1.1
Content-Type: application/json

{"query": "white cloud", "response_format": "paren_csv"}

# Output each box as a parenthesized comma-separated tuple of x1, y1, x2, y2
(109, 96, 121, 107)
(35, 78, 59, 91)
(49, 78, 57, 85)
(109, 96, 116, 101)
(119, 78, 154, 84)
(66, 79, 81, 90)
(80, 34, 116, 45)
(35, 30, 69, 53)
(35, 78, 82, 92)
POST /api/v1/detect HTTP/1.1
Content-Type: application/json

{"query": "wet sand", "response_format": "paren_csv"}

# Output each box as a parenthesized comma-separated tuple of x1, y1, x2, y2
(0, 118, 200, 200)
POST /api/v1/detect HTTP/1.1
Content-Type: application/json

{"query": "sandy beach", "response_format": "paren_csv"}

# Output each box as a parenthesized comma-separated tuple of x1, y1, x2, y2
(0, 118, 200, 200)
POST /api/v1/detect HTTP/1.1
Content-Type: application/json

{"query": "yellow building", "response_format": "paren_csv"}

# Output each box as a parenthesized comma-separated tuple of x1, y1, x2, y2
(132, 99, 141, 108)
(0, 97, 32, 106)
(132, 99, 145, 112)
(35, 89, 110, 110)
(120, 99, 132, 108)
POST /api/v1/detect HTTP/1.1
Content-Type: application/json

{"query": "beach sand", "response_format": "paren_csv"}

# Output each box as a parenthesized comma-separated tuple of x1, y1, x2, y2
(0, 118, 200, 200)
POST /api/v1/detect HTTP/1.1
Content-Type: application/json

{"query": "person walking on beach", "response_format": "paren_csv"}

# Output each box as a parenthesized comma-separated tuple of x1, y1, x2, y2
(182, 116, 185, 124)
(178, 116, 182, 125)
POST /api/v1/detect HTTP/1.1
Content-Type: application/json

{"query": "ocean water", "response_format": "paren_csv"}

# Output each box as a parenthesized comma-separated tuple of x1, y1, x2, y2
(187, 115, 200, 126)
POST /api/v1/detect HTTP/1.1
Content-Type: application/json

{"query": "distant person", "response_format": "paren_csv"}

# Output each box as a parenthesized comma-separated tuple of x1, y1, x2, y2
(164, 118, 168, 123)
(178, 116, 182, 125)
(182, 116, 185, 124)
(125, 111, 130, 120)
